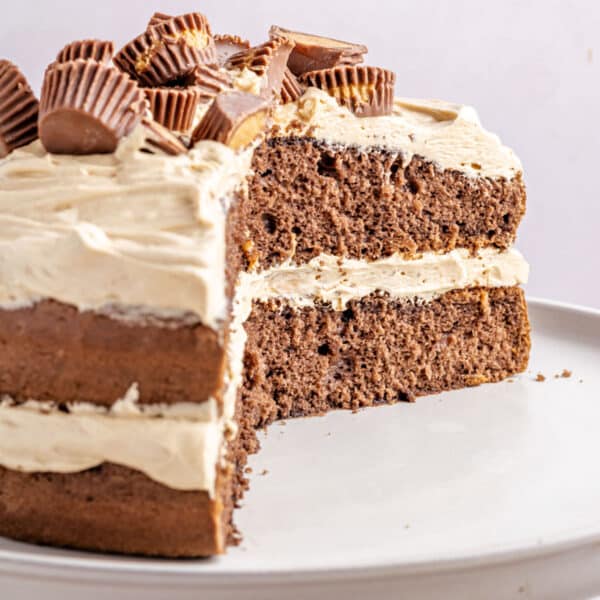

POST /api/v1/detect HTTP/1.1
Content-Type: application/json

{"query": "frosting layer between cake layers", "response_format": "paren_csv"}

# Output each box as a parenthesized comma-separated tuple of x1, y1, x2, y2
(0, 90, 528, 496)
(0, 396, 221, 492)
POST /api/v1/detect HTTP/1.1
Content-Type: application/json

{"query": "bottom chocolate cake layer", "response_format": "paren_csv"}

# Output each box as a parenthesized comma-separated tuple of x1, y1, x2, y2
(0, 463, 232, 557)
(241, 286, 530, 428)
(0, 286, 529, 557)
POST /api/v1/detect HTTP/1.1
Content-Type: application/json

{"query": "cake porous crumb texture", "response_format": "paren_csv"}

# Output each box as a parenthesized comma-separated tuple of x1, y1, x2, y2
(0, 464, 226, 557)
(241, 286, 530, 428)
(0, 286, 529, 557)
(243, 138, 526, 268)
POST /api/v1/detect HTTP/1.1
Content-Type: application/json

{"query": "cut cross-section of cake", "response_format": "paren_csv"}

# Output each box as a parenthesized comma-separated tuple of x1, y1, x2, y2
(0, 14, 529, 557)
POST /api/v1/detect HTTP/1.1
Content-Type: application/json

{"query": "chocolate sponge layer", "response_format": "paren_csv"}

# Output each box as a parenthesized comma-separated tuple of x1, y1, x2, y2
(241, 286, 530, 428)
(240, 138, 526, 269)
(0, 300, 224, 407)
(0, 464, 227, 557)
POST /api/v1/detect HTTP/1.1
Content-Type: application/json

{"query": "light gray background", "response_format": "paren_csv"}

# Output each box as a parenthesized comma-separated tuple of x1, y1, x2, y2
(1, 0, 598, 307)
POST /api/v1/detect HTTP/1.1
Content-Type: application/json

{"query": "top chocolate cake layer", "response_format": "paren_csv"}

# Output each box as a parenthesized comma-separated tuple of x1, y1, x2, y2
(238, 137, 526, 270)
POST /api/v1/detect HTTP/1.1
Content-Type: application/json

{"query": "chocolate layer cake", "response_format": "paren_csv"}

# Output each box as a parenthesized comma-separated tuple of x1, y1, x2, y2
(0, 13, 530, 557)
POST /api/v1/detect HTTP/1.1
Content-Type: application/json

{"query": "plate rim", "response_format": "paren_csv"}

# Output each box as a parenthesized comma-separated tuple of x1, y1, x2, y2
(1, 296, 599, 585)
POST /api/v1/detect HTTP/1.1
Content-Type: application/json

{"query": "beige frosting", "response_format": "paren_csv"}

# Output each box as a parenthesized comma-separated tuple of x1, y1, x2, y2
(42, 383, 219, 421)
(0, 398, 222, 492)
(273, 88, 522, 179)
(230, 67, 264, 96)
(0, 129, 252, 328)
(239, 247, 529, 311)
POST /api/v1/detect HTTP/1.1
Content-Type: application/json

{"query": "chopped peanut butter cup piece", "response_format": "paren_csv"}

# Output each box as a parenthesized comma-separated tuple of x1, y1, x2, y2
(140, 117, 187, 155)
(114, 12, 217, 87)
(192, 91, 270, 150)
(56, 40, 114, 64)
(156, 12, 217, 65)
(187, 63, 233, 102)
(270, 25, 367, 76)
(281, 68, 304, 104)
(113, 28, 166, 85)
(214, 34, 251, 67)
(226, 38, 294, 101)
(0, 60, 39, 157)
(147, 12, 172, 29)
(143, 86, 200, 132)
(300, 65, 395, 117)
(39, 59, 145, 154)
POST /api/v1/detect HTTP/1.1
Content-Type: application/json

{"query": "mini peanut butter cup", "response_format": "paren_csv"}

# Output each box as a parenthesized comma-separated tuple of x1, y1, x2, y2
(39, 59, 145, 154)
(114, 12, 217, 86)
(140, 117, 187, 156)
(0, 60, 39, 157)
(280, 68, 304, 104)
(147, 12, 172, 29)
(299, 65, 395, 117)
(188, 64, 233, 102)
(143, 86, 200, 132)
(56, 40, 114, 64)
(226, 38, 294, 101)
(192, 91, 270, 150)
(270, 25, 367, 76)
(214, 34, 251, 67)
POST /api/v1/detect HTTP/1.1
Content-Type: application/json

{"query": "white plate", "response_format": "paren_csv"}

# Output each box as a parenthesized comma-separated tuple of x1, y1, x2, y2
(1, 298, 600, 600)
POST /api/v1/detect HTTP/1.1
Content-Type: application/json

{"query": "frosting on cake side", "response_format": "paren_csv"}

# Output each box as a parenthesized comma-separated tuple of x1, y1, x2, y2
(0, 132, 252, 327)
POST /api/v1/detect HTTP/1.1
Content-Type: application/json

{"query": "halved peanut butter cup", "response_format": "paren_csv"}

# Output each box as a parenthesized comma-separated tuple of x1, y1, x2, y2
(280, 68, 304, 104)
(0, 60, 39, 157)
(39, 59, 145, 154)
(270, 25, 367, 76)
(192, 91, 270, 150)
(114, 13, 217, 86)
(299, 65, 395, 117)
(188, 64, 233, 102)
(147, 12, 172, 29)
(140, 117, 187, 156)
(226, 38, 294, 102)
(156, 13, 217, 65)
